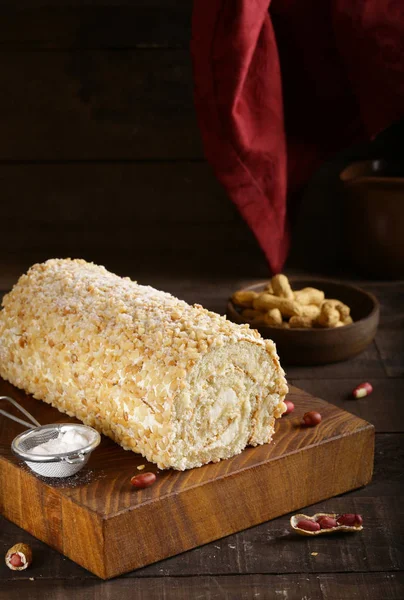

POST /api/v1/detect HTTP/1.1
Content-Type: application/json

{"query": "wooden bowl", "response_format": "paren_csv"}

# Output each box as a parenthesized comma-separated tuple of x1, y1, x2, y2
(227, 278, 379, 366)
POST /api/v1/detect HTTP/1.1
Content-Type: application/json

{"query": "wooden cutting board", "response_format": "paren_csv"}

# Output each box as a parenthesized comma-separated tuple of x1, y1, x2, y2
(0, 379, 374, 579)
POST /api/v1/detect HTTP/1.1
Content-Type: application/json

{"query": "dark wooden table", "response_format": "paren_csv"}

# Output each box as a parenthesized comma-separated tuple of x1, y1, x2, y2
(1, 274, 403, 600)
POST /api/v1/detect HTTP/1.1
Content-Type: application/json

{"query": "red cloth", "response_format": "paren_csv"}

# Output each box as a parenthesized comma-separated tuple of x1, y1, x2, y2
(191, 0, 404, 272)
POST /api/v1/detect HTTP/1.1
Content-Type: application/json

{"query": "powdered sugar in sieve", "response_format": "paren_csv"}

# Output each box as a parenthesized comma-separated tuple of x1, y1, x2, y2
(1, 396, 100, 478)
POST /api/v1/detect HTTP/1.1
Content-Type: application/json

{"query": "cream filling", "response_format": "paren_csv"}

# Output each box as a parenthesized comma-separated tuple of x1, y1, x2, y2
(170, 341, 280, 470)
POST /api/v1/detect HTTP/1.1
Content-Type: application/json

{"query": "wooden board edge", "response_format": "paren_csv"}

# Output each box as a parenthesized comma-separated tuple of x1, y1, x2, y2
(0, 457, 64, 549)
(0, 456, 106, 578)
(61, 495, 106, 579)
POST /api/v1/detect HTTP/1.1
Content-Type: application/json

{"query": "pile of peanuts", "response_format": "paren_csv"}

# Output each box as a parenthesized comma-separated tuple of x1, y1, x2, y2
(232, 274, 353, 329)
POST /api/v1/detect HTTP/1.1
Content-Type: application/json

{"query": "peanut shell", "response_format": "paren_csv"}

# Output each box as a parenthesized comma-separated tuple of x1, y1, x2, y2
(290, 513, 363, 536)
(5, 543, 32, 571)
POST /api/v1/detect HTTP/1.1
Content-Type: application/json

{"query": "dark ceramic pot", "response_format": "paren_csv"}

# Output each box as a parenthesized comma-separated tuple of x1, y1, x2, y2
(340, 160, 404, 278)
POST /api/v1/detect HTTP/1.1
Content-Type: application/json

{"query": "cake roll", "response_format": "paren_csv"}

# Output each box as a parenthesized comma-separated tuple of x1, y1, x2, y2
(0, 259, 288, 469)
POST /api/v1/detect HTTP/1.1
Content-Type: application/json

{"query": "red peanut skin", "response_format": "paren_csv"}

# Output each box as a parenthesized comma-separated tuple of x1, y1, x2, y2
(130, 472, 156, 489)
(337, 513, 363, 526)
(283, 400, 295, 415)
(9, 554, 23, 568)
(317, 516, 337, 529)
(302, 411, 322, 427)
(352, 382, 373, 398)
(296, 519, 321, 532)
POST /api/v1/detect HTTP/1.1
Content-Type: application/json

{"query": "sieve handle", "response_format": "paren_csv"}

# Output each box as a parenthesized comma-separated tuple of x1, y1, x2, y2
(0, 396, 41, 429)
(63, 453, 86, 464)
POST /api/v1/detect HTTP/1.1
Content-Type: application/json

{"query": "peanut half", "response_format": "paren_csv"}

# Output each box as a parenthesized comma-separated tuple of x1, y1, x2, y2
(5, 543, 32, 571)
(352, 382, 373, 398)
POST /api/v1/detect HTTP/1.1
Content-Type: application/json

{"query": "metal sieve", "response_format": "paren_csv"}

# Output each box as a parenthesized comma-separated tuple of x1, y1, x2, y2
(1, 395, 101, 478)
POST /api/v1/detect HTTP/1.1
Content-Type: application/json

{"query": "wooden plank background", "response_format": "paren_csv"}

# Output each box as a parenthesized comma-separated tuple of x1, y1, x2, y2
(0, 1, 378, 276)
(0, 50, 201, 160)
(0, 1, 272, 274)
(0, 2, 192, 50)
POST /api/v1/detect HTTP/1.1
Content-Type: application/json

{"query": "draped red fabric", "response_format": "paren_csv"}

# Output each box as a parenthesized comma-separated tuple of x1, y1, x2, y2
(191, 0, 404, 273)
